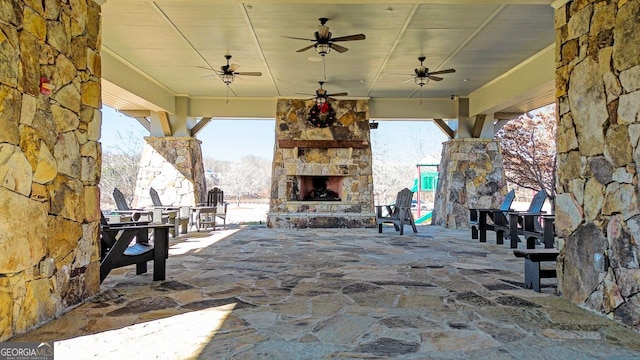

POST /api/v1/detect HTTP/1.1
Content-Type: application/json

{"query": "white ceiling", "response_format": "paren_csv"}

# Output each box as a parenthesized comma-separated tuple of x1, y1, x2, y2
(101, 0, 557, 118)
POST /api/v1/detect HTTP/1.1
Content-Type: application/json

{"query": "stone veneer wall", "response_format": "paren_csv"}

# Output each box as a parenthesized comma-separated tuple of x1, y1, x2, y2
(268, 99, 375, 228)
(555, 0, 640, 330)
(0, 0, 102, 341)
(431, 139, 507, 229)
(133, 137, 207, 207)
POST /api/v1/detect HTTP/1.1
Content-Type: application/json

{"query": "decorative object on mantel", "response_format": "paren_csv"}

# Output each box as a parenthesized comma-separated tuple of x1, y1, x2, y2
(307, 102, 336, 128)
(304, 81, 348, 128)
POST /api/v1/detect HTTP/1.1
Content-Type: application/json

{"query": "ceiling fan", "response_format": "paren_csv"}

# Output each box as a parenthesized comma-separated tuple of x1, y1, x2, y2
(301, 81, 348, 104)
(283, 18, 366, 56)
(199, 54, 262, 87)
(406, 56, 456, 87)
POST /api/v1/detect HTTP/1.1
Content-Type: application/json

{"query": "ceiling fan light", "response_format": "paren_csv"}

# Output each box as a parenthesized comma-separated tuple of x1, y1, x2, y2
(316, 44, 331, 56)
(415, 77, 426, 87)
(221, 73, 234, 85)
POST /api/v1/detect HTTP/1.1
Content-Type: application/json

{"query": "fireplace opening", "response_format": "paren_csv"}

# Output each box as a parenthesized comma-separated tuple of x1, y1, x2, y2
(298, 176, 342, 201)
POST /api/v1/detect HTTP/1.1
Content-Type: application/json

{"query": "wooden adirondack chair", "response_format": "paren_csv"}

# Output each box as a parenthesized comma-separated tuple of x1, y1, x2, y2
(149, 187, 163, 207)
(469, 189, 516, 244)
(149, 187, 190, 235)
(505, 190, 553, 248)
(375, 188, 417, 235)
(209, 187, 227, 229)
(99, 213, 171, 283)
(492, 190, 548, 248)
(195, 187, 228, 230)
(112, 188, 151, 221)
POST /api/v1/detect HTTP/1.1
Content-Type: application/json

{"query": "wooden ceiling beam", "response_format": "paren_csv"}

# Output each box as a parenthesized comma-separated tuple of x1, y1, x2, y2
(191, 117, 212, 137)
(433, 118, 454, 139)
(472, 114, 487, 138)
(158, 111, 172, 136)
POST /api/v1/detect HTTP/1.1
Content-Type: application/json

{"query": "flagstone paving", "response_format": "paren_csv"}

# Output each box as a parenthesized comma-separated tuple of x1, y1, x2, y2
(12, 225, 640, 359)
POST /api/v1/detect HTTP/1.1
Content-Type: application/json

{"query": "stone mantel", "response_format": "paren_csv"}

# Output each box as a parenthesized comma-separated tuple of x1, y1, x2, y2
(278, 140, 370, 149)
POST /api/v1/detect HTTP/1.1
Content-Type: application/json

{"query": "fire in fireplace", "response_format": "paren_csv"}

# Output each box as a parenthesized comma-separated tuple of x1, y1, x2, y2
(297, 176, 342, 201)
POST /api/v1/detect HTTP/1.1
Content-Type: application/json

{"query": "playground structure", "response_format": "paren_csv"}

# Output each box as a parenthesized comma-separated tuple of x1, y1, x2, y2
(412, 164, 439, 224)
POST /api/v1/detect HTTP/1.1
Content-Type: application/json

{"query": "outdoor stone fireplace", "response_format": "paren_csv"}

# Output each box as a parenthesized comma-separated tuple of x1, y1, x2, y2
(267, 99, 375, 228)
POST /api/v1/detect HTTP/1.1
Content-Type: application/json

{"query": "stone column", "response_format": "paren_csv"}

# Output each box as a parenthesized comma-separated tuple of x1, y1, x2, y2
(133, 137, 207, 207)
(431, 139, 508, 229)
(0, 0, 102, 341)
(555, 0, 640, 331)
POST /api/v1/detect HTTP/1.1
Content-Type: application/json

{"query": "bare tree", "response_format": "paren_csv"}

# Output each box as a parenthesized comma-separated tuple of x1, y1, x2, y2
(495, 104, 557, 207)
(218, 155, 271, 206)
(100, 131, 143, 209)
(373, 161, 416, 205)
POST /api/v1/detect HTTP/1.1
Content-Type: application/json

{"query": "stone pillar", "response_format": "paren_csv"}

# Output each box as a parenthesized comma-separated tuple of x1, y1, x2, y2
(431, 139, 507, 229)
(0, 0, 102, 341)
(133, 137, 207, 207)
(555, 0, 640, 330)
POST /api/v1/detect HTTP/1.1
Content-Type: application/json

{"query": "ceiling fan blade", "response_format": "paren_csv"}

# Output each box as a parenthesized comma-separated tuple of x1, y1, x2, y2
(327, 92, 348, 97)
(331, 34, 366, 42)
(196, 65, 214, 71)
(329, 43, 349, 53)
(201, 74, 217, 78)
(282, 35, 314, 41)
(228, 64, 240, 72)
(428, 68, 456, 75)
(402, 77, 415, 83)
(428, 76, 443, 81)
(296, 44, 316, 52)
(234, 71, 262, 76)
(317, 25, 330, 39)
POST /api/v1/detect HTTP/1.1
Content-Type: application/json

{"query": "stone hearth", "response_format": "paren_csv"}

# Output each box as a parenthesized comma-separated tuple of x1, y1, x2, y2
(267, 99, 375, 228)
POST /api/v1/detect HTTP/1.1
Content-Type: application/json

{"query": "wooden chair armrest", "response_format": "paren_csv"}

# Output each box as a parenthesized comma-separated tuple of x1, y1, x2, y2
(507, 211, 547, 215)
(101, 220, 152, 231)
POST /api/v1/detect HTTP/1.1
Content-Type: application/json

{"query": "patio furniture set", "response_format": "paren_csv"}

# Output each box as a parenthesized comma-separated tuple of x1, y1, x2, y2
(99, 187, 228, 283)
(469, 189, 558, 292)
(377, 187, 558, 293)
(101, 185, 557, 294)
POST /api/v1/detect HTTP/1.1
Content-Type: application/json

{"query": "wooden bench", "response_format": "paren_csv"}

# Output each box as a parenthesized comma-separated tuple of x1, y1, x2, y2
(513, 248, 559, 292)
(375, 188, 417, 235)
(100, 213, 172, 283)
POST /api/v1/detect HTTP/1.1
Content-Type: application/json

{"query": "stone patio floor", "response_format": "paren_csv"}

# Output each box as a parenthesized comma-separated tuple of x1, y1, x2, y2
(11, 225, 640, 359)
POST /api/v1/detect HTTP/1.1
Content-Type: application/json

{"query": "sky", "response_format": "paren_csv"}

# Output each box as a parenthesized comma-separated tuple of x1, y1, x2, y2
(100, 105, 448, 165)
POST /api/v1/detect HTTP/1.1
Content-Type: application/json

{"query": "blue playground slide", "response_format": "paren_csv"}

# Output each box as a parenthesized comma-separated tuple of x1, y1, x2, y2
(415, 211, 432, 224)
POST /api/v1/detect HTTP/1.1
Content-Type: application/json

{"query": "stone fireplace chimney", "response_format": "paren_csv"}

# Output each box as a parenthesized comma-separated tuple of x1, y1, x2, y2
(267, 99, 375, 228)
